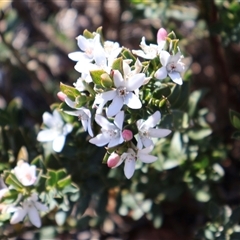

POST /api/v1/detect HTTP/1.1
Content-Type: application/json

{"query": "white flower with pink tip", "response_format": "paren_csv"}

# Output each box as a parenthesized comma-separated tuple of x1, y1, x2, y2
(13, 160, 37, 186)
(111, 146, 158, 179)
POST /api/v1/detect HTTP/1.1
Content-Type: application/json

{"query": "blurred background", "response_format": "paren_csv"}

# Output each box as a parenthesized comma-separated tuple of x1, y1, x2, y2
(1, 0, 240, 239)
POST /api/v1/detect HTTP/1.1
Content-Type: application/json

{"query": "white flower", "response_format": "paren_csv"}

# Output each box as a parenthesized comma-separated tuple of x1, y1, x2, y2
(10, 193, 48, 228)
(89, 111, 124, 148)
(132, 36, 164, 60)
(68, 34, 101, 62)
(154, 50, 185, 85)
(37, 110, 73, 152)
(100, 70, 145, 117)
(64, 97, 93, 137)
(136, 111, 171, 149)
(13, 160, 37, 186)
(113, 146, 158, 179)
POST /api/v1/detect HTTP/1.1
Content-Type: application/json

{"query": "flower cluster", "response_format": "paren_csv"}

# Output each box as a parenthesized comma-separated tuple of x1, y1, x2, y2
(0, 160, 48, 228)
(58, 27, 186, 179)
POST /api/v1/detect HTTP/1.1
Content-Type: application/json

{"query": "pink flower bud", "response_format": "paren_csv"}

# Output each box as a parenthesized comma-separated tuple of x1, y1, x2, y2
(57, 91, 67, 102)
(157, 28, 167, 44)
(122, 129, 133, 141)
(107, 152, 120, 168)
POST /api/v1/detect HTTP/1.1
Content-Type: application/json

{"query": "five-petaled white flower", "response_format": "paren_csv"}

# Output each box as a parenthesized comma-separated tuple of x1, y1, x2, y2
(112, 146, 158, 179)
(10, 193, 48, 228)
(132, 36, 164, 60)
(13, 160, 37, 186)
(136, 111, 171, 149)
(37, 110, 73, 152)
(154, 50, 185, 85)
(100, 70, 145, 117)
(64, 97, 93, 137)
(68, 34, 101, 62)
(89, 111, 124, 148)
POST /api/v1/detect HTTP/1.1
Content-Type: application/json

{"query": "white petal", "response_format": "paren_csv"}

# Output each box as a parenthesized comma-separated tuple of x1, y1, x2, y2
(65, 97, 76, 108)
(114, 111, 124, 130)
(81, 119, 88, 131)
(141, 137, 153, 148)
(77, 35, 90, 52)
(107, 96, 123, 117)
(89, 134, 109, 146)
(28, 206, 41, 228)
(63, 124, 73, 135)
(113, 70, 124, 88)
(138, 153, 158, 163)
(87, 120, 94, 137)
(42, 112, 54, 128)
(10, 208, 27, 224)
(101, 90, 116, 101)
(37, 129, 59, 142)
(52, 135, 66, 152)
(132, 50, 155, 60)
(94, 46, 107, 67)
(52, 110, 63, 125)
(124, 158, 136, 179)
(168, 72, 183, 85)
(155, 67, 168, 80)
(68, 52, 84, 61)
(142, 111, 160, 128)
(148, 128, 171, 138)
(126, 73, 145, 91)
(137, 135, 143, 149)
(34, 202, 48, 212)
(124, 92, 142, 109)
(108, 136, 123, 148)
(95, 114, 115, 130)
(160, 50, 170, 66)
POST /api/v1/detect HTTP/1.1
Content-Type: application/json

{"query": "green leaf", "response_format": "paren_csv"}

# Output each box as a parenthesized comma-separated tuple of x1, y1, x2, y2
(83, 29, 94, 39)
(152, 84, 171, 98)
(46, 169, 57, 187)
(112, 57, 124, 76)
(5, 173, 23, 190)
(101, 73, 113, 88)
(57, 175, 71, 189)
(229, 109, 240, 129)
(121, 48, 136, 61)
(188, 128, 212, 140)
(90, 69, 107, 86)
(231, 130, 240, 140)
(230, 206, 240, 224)
(60, 82, 80, 100)
(208, 202, 220, 220)
(56, 169, 67, 180)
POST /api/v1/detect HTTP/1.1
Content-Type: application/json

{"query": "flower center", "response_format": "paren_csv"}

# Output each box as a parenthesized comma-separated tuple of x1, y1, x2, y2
(117, 86, 128, 97)
(166, 62, 177, 72)
(85, 47, 93, 57)
(77, 111, 88, 121)
(102, 128, 119, 139)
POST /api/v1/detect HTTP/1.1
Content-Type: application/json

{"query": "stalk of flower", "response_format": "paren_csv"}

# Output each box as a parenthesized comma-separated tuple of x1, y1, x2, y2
(64, 97, 93, 137)
(37, 110, 73, 152)
(89, 111, 124, 148)
(9, 193, 48, 228)
(154, 50, 185, 85)
(136, 111, 172, 149)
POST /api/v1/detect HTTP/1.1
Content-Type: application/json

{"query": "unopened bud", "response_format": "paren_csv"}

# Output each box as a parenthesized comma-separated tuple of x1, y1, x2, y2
(57, 91, 67, 102)
(122, 129, 133, 141)
(107, 152, 120, 168)
(157, 28, 167, 44)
